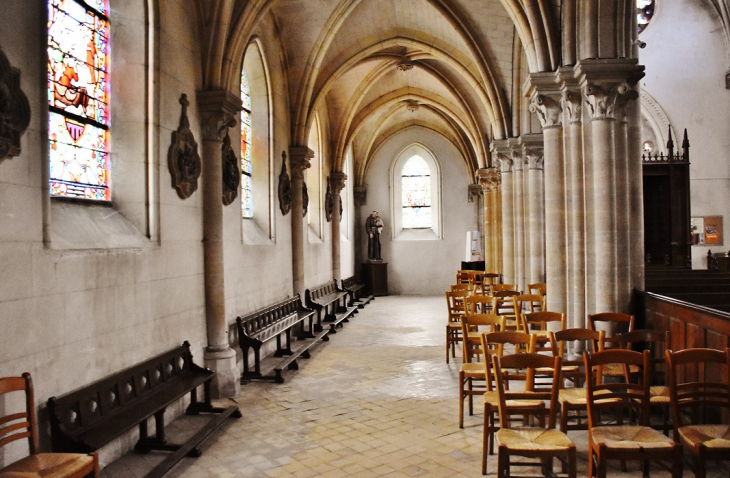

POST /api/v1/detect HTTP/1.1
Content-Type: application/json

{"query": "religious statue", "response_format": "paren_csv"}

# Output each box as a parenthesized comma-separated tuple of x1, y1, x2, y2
(366, 211, 384, 262)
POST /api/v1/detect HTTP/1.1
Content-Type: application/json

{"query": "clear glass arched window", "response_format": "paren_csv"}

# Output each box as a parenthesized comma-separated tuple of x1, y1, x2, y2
(637, 0, 655, 34)
(48, 0, 110, 201)
(401, 155, 431, 229)
(241, 68, 252, 218)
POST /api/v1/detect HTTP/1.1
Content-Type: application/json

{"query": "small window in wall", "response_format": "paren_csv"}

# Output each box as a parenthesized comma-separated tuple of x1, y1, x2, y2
(241, 67, 252, 218)
(637, 0, 655, 34)
(401, 155, 431, 229)
(48, 0, 110, 201)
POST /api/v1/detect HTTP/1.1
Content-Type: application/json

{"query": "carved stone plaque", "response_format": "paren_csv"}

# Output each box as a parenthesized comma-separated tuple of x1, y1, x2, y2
(278, 151, 292, 215)
(325, 177, 334, 222)
(0, 49, 30, 163)
(302, 181, 309, 217)
(221, 132, 239, 205)
(168, 94, 201, 199)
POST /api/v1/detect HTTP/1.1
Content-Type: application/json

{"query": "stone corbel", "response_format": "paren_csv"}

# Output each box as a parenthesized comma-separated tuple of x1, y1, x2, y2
(197, 90, 242, 142)
(278, 151, 292, 215)
(468, 183, 483, 202)
(353, 186, 366, 207)
(168, 94, 202, 199)
(0, 49, 30, 163)
(289, 147, 313, 217)
(221, 132, 240, 205)
(327, 171, 347, 222)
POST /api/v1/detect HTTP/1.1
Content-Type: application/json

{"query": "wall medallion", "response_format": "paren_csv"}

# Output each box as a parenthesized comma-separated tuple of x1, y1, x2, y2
(0, 49, 30, 163)
(168, 94, 201, 199)
(302, 181, 309, 217)
(221, 132, 239, 205)
(278, 151, 292, 215)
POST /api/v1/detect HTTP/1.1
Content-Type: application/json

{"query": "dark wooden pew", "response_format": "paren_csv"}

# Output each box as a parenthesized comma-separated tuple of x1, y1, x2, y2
(342, 276, 373, 308)
(48, 342, 240, 478)
(306, 280, 357, 333)
(236, 294, 328, 383)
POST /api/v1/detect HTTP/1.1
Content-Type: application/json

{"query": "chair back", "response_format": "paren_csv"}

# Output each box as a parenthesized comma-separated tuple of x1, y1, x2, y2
(0, 373, 39, 455)
(584, 349, 650, 429)
(588, 312, 635, 349)
(550, 328, 604, 386)
(481, 331, 533, 388)
(456, 270, 471, 284)
(618, 329, 670, 384)
(450, 283, 474, 293)
(521, 311, 566, 353)
(464, 294, 493, 315)
(492, 353, 562, 429)
(528, 282, 547, 296)
(491, 284, 517, 293)
(461, 305, 502, 363)
(492, 292, 521, 331)
(666, 347, 730, 433)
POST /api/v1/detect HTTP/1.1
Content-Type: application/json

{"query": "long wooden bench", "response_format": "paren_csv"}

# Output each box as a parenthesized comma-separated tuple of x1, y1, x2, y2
(342, 276, 373, 308)
(305, 280, 358, 333)
(48, 342, 240, 478)
(236, 294, 328, 383)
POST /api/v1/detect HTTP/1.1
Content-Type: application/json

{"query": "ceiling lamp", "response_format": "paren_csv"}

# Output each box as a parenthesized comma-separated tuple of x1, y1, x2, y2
(405, 99, 420, 112)
(397, 56, 413, 73)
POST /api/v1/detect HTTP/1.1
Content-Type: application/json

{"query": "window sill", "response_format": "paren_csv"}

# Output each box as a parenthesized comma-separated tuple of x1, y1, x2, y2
(393, 228, 440, 241)
(242, 218, 274, 245)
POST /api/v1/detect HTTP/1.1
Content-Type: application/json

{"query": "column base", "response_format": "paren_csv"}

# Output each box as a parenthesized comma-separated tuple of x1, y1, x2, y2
(204, 346, 240, 398)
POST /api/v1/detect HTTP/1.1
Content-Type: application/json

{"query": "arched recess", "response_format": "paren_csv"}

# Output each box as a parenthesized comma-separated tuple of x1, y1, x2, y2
(639, 89, 675, 155)
(307, 113, 324, 240)
(390, 143, 442, 240)
(241, 37, 275, 243)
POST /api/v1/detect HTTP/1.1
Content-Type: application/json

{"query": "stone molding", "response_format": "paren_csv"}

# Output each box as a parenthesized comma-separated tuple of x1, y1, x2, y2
(221, 132, 239, 205)
(0, 48, 30, 163)
(521, 134, 544, 170)
(353, 186, 366, 206)
(278, 151, 292, 216)
(196, 90, 242, 142)
(168, 94, 201, 199)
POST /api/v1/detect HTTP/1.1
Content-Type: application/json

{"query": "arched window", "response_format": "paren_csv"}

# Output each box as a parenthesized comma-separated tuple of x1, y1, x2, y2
(401, 155, 431, 229)
(637, 0, 655, 34)
(48, 0, 110, 201)
(241, 67, 252, 218)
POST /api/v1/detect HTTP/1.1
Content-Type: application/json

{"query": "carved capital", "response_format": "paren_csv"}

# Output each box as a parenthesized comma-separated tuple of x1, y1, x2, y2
(574, 58, 644, 121)
(289, 146, 313, 180)
(562, 90, 582, 124)
(495, 157, 513, 173)
(353, 186, 366, 206)
(329, 170, 347, 195)
(468, 183, 483, 202)
(0, 49, 30, 163)
(584, 83, 637, 121)
(530, 94, 563, 128)
(196, 90, 242, 142)
(476, 167, 501, 193)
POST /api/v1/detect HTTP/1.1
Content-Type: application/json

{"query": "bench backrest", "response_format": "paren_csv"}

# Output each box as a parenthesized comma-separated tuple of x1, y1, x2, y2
(307, 281, 339, 301)
(342, 276, 360, 289)
(48, 342, 202, 448)
(236, 295, 306, 341)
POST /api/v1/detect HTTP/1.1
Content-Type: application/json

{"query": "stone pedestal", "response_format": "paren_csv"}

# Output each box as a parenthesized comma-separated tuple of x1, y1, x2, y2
(363, 262, 388, 296)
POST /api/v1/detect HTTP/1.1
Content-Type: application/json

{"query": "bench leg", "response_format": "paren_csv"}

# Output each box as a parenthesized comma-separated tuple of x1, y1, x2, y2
(288, 360, 299, 370)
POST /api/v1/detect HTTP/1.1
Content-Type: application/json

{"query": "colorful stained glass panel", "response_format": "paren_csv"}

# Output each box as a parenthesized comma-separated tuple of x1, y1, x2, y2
(241, 174, 252, 217)
(637, 0, 655, 34)
(241, 67, 253, 218)
(401, 155, 431, 229)
(48, 0, 110, 200)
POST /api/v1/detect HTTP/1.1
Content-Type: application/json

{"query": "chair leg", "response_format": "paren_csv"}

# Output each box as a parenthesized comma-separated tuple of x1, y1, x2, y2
(671, 446, 683, 478)
(567, 446, 577, 478)
(468, 378, 474, 416)
(482, 405, 489, 475)
(459, 371, 465, 428)
(588, 446, 596, 478)
(497, 446, 509, 478)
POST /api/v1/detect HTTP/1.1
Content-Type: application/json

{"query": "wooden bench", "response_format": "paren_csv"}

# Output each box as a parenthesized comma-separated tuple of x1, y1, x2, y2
(48, 341, 240, 478)
(305, 280, 358, 333)
(342, 276, 373, 308)
(236, 294, 328, 384)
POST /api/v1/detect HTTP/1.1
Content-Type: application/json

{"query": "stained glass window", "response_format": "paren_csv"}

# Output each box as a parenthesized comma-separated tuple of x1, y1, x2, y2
(637, 0, 655, 34)
(48, 0, 110, 201)
(241, 68, 252, 218)
(402, 155, 431, 229)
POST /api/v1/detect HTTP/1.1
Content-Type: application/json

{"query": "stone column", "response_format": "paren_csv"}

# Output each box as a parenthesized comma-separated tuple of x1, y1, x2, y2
(289, 147, 313, 298)
(530, 89, 566, 315)
(627, 89, 645, 295)
(614, 96, 633, 313)
(577, 59, 643, 314)
(477, 168, 501, 273)
(197, 89, 242, 398)
(522, 134, 545, 284)
(492, 140, 514, 285)
(562, 87, 587, 329)
(329, 171, 347, 281)
(511, 140, 526, 292)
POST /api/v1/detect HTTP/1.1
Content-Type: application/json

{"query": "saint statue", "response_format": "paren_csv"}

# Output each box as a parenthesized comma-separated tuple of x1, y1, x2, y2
(366, 211, 384, 262)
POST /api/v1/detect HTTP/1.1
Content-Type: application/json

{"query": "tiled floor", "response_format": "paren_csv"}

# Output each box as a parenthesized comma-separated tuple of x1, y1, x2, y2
(102, 296, 727, 477)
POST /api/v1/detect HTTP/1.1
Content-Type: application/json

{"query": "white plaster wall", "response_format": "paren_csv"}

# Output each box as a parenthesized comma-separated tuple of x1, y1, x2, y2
(360, 129, 478, 295)
(0, 1, 208, 467)
(640, 0, 730, 268)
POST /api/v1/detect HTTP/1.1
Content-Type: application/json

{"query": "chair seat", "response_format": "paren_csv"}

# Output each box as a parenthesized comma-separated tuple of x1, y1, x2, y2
(559, 387, 615, 405)
(649, 385, 670, 403)
(0, 453, 95, 478)
(590, 425, 676, 451)
(447, 322, 461, 329)
(497, 427, 574, 451)
(461, 363, 485, 378)
(678, 425, 730, 449)
(601, 363, 640, 376)
(483, 391, 543, 408)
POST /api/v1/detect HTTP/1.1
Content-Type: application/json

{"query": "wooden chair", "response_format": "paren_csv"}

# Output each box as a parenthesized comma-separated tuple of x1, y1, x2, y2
(521, 311, 565, 350)
(528, 282, 547, 296)
(456, 270, 471, 284)
(459, 299, 502, 429)
(666, 347, 730, 478)
(450, 282, 474, 293)
(618, 329, 672, 435)
(493, 353, 576, 478)
(0, 373, 98, 478)
(492, 290, 522, 332)
(491, 284, 518, 294)
(480, 331, 534, 475)
(513, 294, 545, 330)
(588, 312, 635, 377)
(445, 290, 471, 363)
(550, 328, 605, 433)
(584, 349, 682, 478)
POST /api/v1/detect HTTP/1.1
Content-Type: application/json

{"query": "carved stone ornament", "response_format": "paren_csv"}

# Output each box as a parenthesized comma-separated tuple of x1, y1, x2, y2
(302, 181, 309, 217)
(353, 186, 366, 207)
(278, 151, 292, 215)
(563, 90, 582, 124)
(529, 94, 562, 129)
(584, 83, 637, 121)
(325, 177, 334, 222)
(221, 132, 239, 206)
(339, 196, 343, 222)
(0, 49, 30, 163)
(168, 94, 202, 199)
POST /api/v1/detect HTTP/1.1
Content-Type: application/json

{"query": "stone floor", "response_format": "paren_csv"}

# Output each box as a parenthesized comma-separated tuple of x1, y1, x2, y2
(101, 295, 728, 477)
